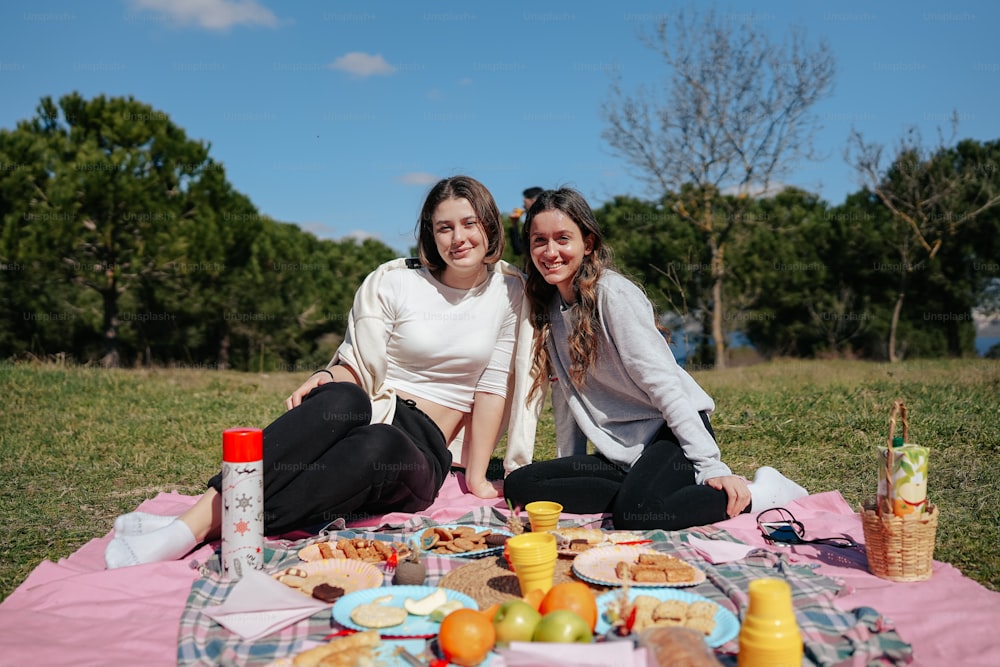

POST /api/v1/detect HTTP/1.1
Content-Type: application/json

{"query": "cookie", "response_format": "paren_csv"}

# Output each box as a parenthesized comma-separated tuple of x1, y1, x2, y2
(484, 533, 508, 547)
(420, 529, 439, 550)
(311, 583, 345, 603)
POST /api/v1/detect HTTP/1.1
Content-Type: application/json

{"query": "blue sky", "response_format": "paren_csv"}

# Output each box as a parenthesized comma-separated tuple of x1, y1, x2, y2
(1, 0, 997, 254)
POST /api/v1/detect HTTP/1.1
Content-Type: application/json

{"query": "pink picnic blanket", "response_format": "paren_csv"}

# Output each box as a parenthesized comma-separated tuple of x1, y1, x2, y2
(1, 477, 997, 667)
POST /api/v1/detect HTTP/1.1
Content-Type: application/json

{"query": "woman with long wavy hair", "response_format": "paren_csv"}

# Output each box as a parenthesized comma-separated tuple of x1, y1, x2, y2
(504, 188, 807, 530)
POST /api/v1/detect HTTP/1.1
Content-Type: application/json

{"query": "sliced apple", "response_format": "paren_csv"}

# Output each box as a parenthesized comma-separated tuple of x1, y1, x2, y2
(403, 588, 449, 616)
(428, 599, 465, 622)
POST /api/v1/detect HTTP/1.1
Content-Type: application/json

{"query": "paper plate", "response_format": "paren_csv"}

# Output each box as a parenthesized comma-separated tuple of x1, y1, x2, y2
(551, 529, 649, 557)
(594, 588, 740, 648)
(273, 558, 383, 602)
(419, 524, 512, 559)
(332, 585, 478, 637)
(298, 536, 407, 563)
(572, 545, 706, 587)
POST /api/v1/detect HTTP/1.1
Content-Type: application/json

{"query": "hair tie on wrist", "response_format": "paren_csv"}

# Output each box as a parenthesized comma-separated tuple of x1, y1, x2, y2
(314, 368, 335, 380)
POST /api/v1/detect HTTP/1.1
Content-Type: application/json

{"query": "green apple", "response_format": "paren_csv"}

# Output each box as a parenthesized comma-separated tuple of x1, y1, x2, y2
(531, 609, 593, 643)
(493, 599, 542, 646)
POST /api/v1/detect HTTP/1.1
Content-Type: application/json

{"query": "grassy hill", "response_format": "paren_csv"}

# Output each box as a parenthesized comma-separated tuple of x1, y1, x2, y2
(1, 359, 997, 600)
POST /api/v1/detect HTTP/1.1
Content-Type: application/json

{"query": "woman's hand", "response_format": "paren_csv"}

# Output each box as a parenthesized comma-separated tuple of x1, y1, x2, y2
(705, 474, 752, 517)
(285, 372, 329, 410)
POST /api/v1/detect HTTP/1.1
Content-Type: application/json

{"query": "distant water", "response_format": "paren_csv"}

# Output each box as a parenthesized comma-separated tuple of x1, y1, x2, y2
(671, 333, 998, 367)
(977, 337, 999, 356)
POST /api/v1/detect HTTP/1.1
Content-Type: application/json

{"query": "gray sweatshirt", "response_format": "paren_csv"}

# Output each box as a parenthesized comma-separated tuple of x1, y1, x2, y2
(548, 270, 732, 484)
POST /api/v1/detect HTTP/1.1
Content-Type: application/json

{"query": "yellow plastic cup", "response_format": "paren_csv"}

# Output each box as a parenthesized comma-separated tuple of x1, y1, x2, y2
(506, 532, 557, 594)
(525, 501, 563, 532)
(738, 578, 803, 667)
(513, 560, 557, 595)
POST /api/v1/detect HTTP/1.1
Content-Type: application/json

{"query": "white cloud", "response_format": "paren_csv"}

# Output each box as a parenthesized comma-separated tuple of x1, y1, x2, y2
(344, 229, 381, 244)
(398, 172, 438, 186)
(327, 52, 396, 78)
(129, 0, 279, 29)
(721, 181, 791, 198)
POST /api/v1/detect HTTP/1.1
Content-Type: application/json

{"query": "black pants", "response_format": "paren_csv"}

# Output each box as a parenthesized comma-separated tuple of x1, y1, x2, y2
(504, 414, 736, 531)
(207, 383, 451, 535)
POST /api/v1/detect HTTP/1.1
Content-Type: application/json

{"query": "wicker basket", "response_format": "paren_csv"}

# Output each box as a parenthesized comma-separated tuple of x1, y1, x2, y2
(860, 501, 938, 582)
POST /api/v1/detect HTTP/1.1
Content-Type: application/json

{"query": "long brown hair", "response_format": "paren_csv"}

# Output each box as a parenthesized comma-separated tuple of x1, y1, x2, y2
(523, 188, 615, 400)
(415, 176, 504, 271)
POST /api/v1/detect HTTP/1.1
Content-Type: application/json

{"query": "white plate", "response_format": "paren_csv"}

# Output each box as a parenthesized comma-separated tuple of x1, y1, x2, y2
(595, 588, 740, 648)
(332, 585, 478, 637)
(419, 524, 512, 558)
(572, 545, 706, 587)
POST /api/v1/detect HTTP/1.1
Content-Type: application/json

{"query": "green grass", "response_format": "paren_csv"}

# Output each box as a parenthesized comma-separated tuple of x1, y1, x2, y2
(2, 359, 997, 601)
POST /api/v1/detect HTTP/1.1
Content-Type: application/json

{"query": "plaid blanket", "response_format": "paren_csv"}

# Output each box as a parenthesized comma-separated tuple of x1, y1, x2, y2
(177, 509, 912, 666)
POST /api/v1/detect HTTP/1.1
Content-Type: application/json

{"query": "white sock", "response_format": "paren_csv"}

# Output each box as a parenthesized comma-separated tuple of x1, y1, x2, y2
(105, 519, 197, 569)
(748, 466, 809, 512)
(113, 511, 177, 537)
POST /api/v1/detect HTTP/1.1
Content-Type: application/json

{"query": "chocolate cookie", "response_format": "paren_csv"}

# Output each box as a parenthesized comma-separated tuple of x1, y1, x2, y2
(311, 583, 346, 603)
(484, 533, 508, 547)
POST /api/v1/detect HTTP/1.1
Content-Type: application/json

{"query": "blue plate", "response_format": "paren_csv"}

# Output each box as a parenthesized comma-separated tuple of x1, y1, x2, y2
(332, 585, 478, 637)
(594, 588, 740, 648)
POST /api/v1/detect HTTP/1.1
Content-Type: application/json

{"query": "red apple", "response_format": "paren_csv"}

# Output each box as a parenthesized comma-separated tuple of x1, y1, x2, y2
(493, 599, 542, 646)
(531, 609, 593, 643)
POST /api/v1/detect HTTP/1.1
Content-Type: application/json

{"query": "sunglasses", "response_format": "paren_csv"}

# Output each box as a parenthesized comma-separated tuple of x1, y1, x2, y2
(756, 507, 857, 548)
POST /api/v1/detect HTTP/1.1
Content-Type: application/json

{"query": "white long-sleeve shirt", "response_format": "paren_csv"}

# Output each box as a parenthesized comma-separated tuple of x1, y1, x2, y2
(548, 270, 732, 484)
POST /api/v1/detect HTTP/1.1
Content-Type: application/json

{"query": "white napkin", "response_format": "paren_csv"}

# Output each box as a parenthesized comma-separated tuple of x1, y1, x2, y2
(202, 568, 329, 640)
(685, 535, 756, 563)
(497, 641, 653, 667)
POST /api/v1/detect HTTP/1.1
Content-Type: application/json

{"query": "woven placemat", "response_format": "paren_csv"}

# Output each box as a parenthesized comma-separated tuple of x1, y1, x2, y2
(438, 555, 610, 607)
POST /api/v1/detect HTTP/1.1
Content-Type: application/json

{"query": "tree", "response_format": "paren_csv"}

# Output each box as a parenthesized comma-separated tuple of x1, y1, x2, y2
(15, 94, 216, 366)
(848, 124, 1000, 361)
(602, 9, 835, 368)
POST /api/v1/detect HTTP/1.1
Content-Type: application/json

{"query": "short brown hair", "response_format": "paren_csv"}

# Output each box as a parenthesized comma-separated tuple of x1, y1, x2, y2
(416, 176, 504, 271)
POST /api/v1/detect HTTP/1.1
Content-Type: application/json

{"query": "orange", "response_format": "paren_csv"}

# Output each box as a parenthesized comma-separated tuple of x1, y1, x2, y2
(538, 581, 598, 631)
(521, 587, 545, 611)
(438, 608, 496, 667)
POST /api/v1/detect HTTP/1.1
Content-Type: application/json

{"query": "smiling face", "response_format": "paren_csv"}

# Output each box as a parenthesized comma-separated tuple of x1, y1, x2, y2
(432, 197, 488, 288)
(528, 209, 593, 303)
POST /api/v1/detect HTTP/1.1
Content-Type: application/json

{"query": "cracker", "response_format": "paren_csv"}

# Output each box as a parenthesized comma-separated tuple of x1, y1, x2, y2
(317, 542, 335, 559)
(686, 600, 717, 619)
(371, 540, 393, 559)
(337, 539, 359, 560)
(653, 599, 688, 621)
(633, 567, 669, 583)
(350, 603, 407, 629)
(684, 615, 716, 636)
(292, 630, 380, 667)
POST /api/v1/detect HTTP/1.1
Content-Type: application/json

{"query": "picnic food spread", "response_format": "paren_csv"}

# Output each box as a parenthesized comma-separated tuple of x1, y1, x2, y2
(266, 522, 734, 667)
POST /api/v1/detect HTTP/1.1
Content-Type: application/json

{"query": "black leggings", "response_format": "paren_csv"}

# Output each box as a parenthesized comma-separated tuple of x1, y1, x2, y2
(207, 382, 451, 535)
(504, 414, 735, 531)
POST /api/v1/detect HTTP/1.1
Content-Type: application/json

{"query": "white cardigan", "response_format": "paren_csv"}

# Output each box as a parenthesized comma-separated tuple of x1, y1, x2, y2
(329, 258, 543, 474)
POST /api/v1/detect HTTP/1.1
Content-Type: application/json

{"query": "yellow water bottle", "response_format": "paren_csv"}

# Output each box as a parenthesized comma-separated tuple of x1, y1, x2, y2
(738, 578, 803, 667)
